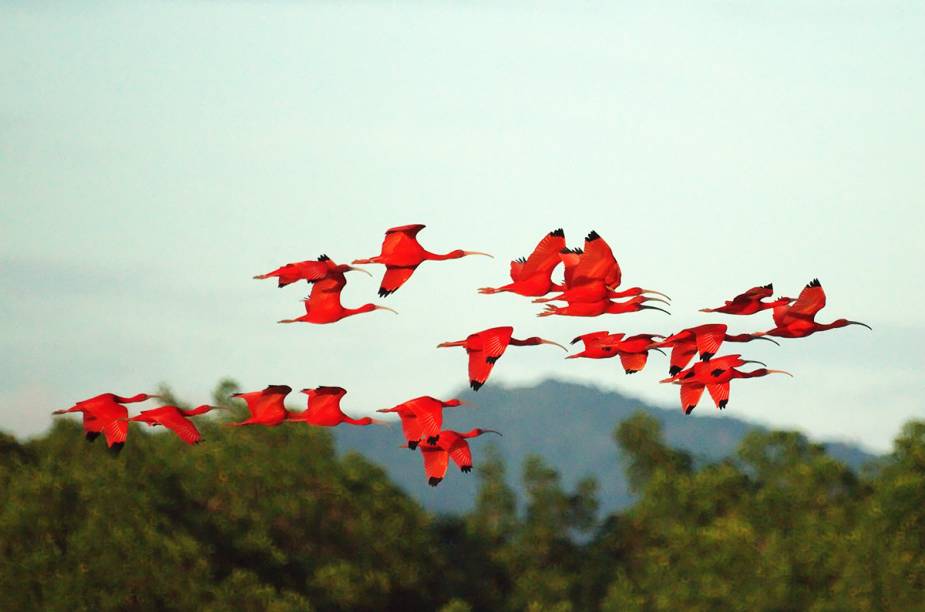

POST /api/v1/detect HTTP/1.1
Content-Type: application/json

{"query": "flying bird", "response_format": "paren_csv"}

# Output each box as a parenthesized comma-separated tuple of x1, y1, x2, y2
(288, 386, 379, 427)
(537, 295, 670, 318)
(437, 325, 566, 390)
(277, 269, 397, 324)
(52, 392, 160, 453)
(661, 355, 791, 414)
(534, 231, 669, 304)
(654, 323, 779, 375)
(567, 332, 666, 374)
(126, 404, 224, 445)
(227, 385, 293, 427)
(352, 224, 492, 297)
(760, 279, 871, 338)
(479, 228, 566, 296)
(408, 428, 501, 486)
(699, 284, 792, 315)
(377, 396, 465, 447)
(253, 254, 371, 288)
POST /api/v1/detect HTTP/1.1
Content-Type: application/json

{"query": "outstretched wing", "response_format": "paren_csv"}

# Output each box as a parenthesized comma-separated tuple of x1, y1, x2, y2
(572, 330, 612, 348)
(379, 266, 418, 297)
(670, 343, 698, 373)
(158, 412, 203, 445)
(695, 326, 726, 359)
(380, 224, 426, 257)
(305, 386, 348, 420)
(406, 398, 443, 438)
(559, 248, 583, 288)
(680, 384, 705, 414)
(102, 419, 128, 447)
(570, 231, 621, 288)
(782, 279, 827, 324)
(518, 229, 566, 280)
(619, 352, 649, 374)
(420, 446, 449, 484)
(397, 411, 423, 443)
(303, 283, 346, 318)
(706, 383, 730, 409)
(738, 284, 773, 301)
(448, 439, 473, 470)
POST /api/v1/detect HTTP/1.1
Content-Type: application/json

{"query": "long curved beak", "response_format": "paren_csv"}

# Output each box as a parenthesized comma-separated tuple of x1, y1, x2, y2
(847, 320, 872, 330)
(642, 289, 671, 301)
(375, 305, 399, 315)
(767, 369, 794, 377)
(741, 359, 767, 367)
(483, 429, 502, 436)
(651, 348, 667, 357)
(541, 339, 568, 351)
(463, 251, 494, 258)
(640, 305, 671, 315)
(754, 336, 780, 346)
(643, 296, 671, 306)
(347, 266, 373, 277)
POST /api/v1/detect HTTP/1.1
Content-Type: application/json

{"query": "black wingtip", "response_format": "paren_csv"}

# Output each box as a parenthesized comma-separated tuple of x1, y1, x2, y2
(109, 442, 125, 456)
(85, 431, 100, 443)
(669, 366, 682, 376)
(560, 247, 584, 255)
(585, 230, 600, 242)
(550, 228, 565, 237)
(485, 356, 499, 364)
(428, 477, 443, 487)
(378, 287, 395, 298)
(426, 435, 439, 445)
(701, 352, 714, 361)
(317, 254, 330, 261)
(808, 278, 821, 288)
(763, 283, 773, 290)
(515, 256, 527, 264)
(719, 399, 728, 410)
(684, 406, 695, 415)
(408, 440, 418, 450)
(461, 465, 472, 473)
(470, 380, 484, 391)
(625, 369, 639, 375)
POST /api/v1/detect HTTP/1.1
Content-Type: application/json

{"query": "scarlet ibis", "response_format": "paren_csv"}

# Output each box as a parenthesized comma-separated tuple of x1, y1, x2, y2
(567, 332, 666, 374)
(437, 325, 566, 390)
(277, 271, 397, 324)
(126, 404, 224, 445)
(408, 428, 502, 486)
(352, 224, 492, 297)
(227, 385, 293, 427)
(537, 231, 669, 304)
(52, 392, 160, 453)
(377, 396, 465, 447)
(288, 386, 378, 427)
(537, 295, 670, 318)
(254, 254, 371, 288)
(660, 355, 791, 414)
(479, 228, 566, 296)
(699, 284, 793, 315)
(761, 279, 871, 338)
(654, 323, 779, 374)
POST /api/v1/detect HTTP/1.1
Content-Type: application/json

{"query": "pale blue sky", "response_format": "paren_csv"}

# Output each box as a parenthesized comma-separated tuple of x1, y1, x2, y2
(2, 1, 923, 452)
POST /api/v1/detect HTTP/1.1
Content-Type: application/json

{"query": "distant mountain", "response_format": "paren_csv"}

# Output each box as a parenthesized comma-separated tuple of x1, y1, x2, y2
(333, 379, 877, 516)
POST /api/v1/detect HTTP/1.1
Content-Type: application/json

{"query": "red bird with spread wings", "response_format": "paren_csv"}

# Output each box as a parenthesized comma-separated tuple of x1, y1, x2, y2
(288, 386, 378, 427)
(277, 264, 397, 324)
(479, 228, 566, 296)
(567, 331, 666, 374)
(377, 396, 465, 447)
(533, 231, 670, 305)
(761, 279, 871, 339)
(699, 283, 792, 315)
(254, 254, 371, 288)
(52, 392, 160, 453)
(654, 323, 779, 374)
(660, 354, 792, 414)
(227, 385, 293, 427)
(437, 326, 566, 390)
(408, 428, 501, 486)
(126, 404, 225, 445)
(352, 224, 492, 297)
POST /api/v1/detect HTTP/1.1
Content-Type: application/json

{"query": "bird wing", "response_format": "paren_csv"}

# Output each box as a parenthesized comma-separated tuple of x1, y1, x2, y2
(448, 439, 473, 469)
(379, 266, 418, 297)
(670, 343, 698, 372)
(467, 327, 513, 388)
(782, 279, 827, 323)
(158, 412, 203, 445)
(570, 231, 621, 288)
(706, 383, 730, 408)
(381, 224, 426, 257)
(305, 387, 348, 420)
(397, 411, 424, 443)
(420, 446, 449, 481)
(246, 386, 291, 421)
(619, 352, 649, 373)
(559, 248, 583, 288)
(739, 284, 773, 301)
(519, 229, 566, 279)
(680, 384, 705, 414)
(572, 331, 612, 348)
(303, 284, 345, 317)
(406, 398, 442, 438)
(102, 418, 128, 447)
(695, 326, 726, 358)
(309, 271, 347, 296)
(509, 258, 527, 281)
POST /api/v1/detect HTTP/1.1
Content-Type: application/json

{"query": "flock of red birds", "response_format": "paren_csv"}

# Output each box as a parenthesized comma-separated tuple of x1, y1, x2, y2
(54, 225, 870, 486)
